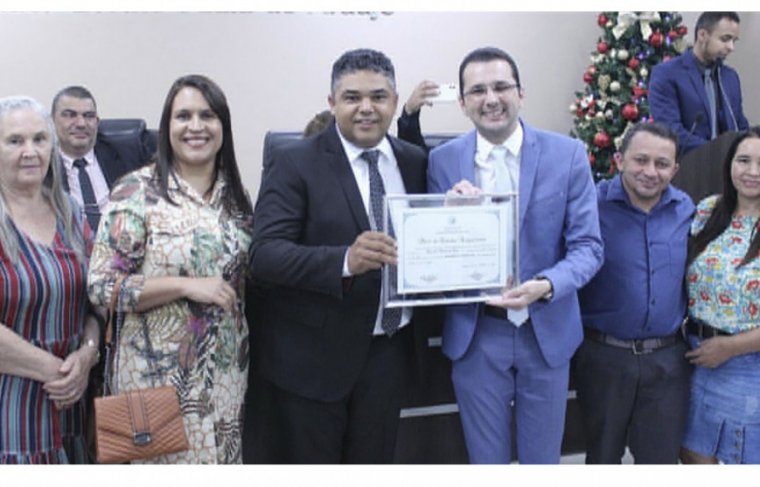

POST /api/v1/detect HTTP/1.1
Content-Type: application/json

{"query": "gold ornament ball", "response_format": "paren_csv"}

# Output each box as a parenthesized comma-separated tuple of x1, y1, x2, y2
(617, 49, 629, 61)
(610, 81, 621, 93)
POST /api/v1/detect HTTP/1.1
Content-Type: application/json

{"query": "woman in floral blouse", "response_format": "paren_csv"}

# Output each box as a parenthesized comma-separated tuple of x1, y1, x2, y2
(87, 75, 253, 464)
(682, 127, 760, 464)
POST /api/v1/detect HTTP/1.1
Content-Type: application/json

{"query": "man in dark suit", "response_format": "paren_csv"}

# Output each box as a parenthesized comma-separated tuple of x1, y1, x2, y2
(247, 48, 427, 463)
(51, 85, 154, 233)
(649, 12, 749, 155)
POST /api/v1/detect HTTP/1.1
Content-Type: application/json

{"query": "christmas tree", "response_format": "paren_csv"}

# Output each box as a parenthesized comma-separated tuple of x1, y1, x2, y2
(571, 12, 689, 180)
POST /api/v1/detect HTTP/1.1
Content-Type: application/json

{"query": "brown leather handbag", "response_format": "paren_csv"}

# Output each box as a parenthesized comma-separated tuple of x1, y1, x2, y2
(93, 276, 189, 463)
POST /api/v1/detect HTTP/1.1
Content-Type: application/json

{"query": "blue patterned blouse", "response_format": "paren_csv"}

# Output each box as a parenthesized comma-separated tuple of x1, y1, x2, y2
(687, 195, 760, 333)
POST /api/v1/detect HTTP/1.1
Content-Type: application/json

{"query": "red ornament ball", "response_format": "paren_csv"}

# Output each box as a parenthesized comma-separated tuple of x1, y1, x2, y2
(632, 86, 648, 98)
(597, 14, 608, 27)
(588, 152, 596, 165)
(597, 41, 609, 54)
(678, 25, 688, 36)
(627, 58, 640, 70)
(668, 30, 679, 40)
(593, 131, 612, 148)
(583, 72, 594, 84)
(588, 65, 597, 75)
(621, 103, 640, 121)
(649, 31, 664, 48)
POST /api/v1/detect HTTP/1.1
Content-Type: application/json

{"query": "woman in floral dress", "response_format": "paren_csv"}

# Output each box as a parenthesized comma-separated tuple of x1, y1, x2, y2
(682, 127, 760, 464)
(87, 75, 253, 464)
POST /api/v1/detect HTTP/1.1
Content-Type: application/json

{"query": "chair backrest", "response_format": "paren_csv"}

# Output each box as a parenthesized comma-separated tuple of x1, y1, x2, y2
(98, 118, 158, 158)
(98, 118, 147, 138)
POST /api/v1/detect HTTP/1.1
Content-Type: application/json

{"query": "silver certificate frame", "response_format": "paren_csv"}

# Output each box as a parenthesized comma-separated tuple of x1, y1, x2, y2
(383, 193, 519, 308)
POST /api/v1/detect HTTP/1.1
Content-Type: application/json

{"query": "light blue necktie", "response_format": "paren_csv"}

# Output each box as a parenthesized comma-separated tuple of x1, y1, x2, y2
(491, 146, 528, 327)
(704, 68, 717, 140)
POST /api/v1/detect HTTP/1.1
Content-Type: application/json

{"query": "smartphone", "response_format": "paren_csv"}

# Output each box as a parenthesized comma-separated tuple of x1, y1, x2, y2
(431, 82, 459, 103)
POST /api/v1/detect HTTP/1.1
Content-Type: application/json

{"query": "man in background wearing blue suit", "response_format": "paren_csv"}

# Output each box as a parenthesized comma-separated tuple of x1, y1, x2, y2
(428, 47, 603, 464)
(649, 12, 748, 155)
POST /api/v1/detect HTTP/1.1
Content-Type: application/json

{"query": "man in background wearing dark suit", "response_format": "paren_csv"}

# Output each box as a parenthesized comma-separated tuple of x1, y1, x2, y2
(649, 12, 749, 155)
(246, 48, 427, 463)
(51, 85, 154, 233)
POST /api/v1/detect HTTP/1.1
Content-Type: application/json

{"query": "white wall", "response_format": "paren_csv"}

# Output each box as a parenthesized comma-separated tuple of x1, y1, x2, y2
(0, 11, 756, 198)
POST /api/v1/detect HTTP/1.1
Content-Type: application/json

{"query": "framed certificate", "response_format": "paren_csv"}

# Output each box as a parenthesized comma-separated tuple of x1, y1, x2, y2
(383, 193, 518, 307)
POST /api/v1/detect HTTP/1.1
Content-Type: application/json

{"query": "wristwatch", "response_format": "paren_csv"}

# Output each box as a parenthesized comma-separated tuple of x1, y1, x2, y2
(83, 338, 100, 364)
(534, 275, 554, 303)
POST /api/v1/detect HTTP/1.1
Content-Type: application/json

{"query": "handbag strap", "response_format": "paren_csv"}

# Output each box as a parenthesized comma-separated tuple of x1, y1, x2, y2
(104, 274, 126, 346)
(102, 274, 126, 396)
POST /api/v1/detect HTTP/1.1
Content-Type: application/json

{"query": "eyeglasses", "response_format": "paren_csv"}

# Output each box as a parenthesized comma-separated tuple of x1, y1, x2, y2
(463, 82, 519, 99)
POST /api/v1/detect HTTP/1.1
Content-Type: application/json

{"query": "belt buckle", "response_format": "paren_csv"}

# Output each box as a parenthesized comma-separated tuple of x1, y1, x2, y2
(632, 340, 651, 355)
(697, 322, 706, 339)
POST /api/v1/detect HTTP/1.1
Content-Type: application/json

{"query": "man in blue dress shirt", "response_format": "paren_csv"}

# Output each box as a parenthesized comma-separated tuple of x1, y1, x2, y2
(575, 122, 695, 464)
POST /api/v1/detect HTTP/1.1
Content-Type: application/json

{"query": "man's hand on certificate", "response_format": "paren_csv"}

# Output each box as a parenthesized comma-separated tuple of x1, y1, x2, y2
(448, 179, 481, 196)
(444, 179, 486, 206)
(348, 231, 398, 275)
(486, 279, 552, 309)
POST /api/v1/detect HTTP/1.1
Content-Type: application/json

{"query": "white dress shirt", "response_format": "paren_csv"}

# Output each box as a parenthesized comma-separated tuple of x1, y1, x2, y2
(474, 125, 529, 326)
(60, 149, 110, 212)
(335, 126, 412, 335)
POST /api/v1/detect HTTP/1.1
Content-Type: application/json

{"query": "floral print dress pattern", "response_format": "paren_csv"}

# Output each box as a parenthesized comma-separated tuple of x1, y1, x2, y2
(87, 165, 253, 464)
(687, 195, 760, 334)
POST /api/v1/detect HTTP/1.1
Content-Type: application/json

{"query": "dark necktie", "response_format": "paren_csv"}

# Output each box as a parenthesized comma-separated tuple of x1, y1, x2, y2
(704, 68, 717, 140)
(73, 158, 100, 232)
(361, 149, 401, 337)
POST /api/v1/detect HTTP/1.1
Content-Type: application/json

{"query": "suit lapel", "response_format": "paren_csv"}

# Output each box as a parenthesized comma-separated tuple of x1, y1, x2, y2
(95, 141, 120, 187)
(322, 124, 372, 232)
(389, 136, 423, 194)
(459, 131, 477, 184)
(59, 157, 71, 192)
(683, 50, 711, 116)
(518, 121, 539, 229)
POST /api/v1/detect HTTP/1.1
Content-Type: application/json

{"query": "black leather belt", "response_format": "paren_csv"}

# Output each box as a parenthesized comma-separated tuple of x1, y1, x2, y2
(483, 305, 508, 320)
(684, 317, 732, 339)
(584, 328, 679, 355)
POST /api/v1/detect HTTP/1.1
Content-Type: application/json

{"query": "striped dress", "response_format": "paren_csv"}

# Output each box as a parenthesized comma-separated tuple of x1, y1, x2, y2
(0, 214, 91, 464)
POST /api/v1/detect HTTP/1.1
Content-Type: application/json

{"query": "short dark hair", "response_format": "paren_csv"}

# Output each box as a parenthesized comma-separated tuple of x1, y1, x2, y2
(155, 74, 252, 217)
(303, 110, 334, 137)
(330, 48, 396, 95)
(51, 85, 97, 115)
(694, 12, 740, 41)
(618, 122, 678, 157)
(458, 47, 521, 98)
(688, 126, 760, 268)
